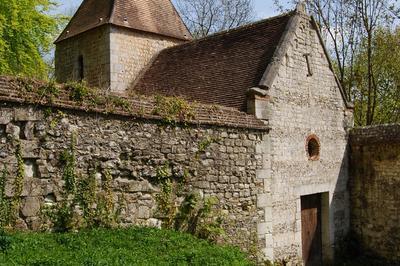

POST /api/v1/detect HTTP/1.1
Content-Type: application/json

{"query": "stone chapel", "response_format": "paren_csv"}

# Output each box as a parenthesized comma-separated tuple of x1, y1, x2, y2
(59, 0, 353, 264)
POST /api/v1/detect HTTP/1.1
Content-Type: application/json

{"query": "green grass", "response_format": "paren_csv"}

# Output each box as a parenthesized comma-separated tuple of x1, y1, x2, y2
(0, 227, 253, 266)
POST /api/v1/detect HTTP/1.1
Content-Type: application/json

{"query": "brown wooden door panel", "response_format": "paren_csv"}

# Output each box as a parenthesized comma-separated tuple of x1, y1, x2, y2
(301, 194, 322, 266)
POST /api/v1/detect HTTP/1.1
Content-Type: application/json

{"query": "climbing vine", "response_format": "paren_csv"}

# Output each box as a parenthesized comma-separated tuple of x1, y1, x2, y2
(155, 162, 177, 229)
(0, 165, 10, 228)
(154, 160, 225, 242)
(76, 171, 97, 227)
(11, 140, 25, 223)
(43, 134, 120, 231)
(100, 168, 115, 227)
(60, 133, 77, 194)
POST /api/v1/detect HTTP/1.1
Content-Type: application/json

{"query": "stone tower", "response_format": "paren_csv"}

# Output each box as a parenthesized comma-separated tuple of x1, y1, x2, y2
(55, 0, 191, 93)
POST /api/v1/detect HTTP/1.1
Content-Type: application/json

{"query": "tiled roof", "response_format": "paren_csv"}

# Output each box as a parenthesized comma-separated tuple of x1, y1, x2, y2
(133, 12, 293, 111)
(55, 0, 191, 43)
(0, 76, 268, 131)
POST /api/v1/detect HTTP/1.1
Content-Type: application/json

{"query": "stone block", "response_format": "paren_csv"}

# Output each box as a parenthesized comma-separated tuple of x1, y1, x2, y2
(256, 169, 271, 179)
(14, 108, 43, 121)
(6, 123, 20, 139)
(21, 140, 40, 158)
(258, 222, 272, 235)
(0, 110, 13, 124)
(258, 193, 272, 208)
(261, 247, 274, 261)
(137, 206, 150, 219)
(24, 121, 35, 140)
(21, 197, 41, 217)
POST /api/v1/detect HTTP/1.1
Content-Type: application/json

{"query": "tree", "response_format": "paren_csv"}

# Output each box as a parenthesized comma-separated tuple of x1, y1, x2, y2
(175, 0, 255, 38)
(0, 0, 62, 79)
(353, 28, 400, 125)
(354, 0, 400, 125)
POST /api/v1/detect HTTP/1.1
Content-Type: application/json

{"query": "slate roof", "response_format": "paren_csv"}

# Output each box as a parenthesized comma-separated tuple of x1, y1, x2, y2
(133, 12, 293, 111)
(55, 0, 191, 43)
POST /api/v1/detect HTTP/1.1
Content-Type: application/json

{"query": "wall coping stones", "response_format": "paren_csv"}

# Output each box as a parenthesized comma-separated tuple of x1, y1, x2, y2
(0, 76, 269, 131)
(350, 124, 400, 146)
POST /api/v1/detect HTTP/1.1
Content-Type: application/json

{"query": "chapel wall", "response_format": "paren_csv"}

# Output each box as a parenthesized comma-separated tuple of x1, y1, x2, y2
(258, 13, 353, 264)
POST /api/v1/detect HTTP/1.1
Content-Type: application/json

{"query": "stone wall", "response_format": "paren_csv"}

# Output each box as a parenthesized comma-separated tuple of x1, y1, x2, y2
(350, 125, 400, 262)
(55, 26, 183, 93)
(256, 12, 353, 263)
(109, 26, 183, 93)
(0, 100, 267, 251)
(55, 26, 110, 88)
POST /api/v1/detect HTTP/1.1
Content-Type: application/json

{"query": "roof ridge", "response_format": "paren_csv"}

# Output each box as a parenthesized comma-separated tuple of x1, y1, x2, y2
(55, 0, 94, 43)
(109, 0, 117, 24)
(55, 0, 191, 43)
(167, 0, 192, 39)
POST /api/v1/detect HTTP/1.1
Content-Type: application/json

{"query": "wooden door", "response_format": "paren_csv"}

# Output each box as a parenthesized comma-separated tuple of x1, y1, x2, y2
(301, 194, 322, 266)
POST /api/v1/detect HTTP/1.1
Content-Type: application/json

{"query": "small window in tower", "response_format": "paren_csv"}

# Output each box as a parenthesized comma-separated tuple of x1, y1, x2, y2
(306, 135, 320, 161)
(304, 53, 313, 77)
(78, 55, 84, 81)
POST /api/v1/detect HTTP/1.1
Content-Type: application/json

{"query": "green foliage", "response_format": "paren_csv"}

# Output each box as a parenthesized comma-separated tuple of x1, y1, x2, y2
(107, 95, 132, 112)
(90, 168, 116, 228)
(11, 140, 24, 223)
(0, 166, 10, 228)
(0, 0, 63, 79)
(155, 162, 225, 242)
(60, 134, 77, 194)
(42, 134, 79, 232)
(65, 81, 91, 102)
(0, 229, 12, 253)
(197, 136, 219, 153)
(0, 227, 253, 265)
(76, 171, 97, 227)
(44, 200, 77, 233)
(352, 27, 400, 125)
(45, 135, 118, 231)
(37, 81, 60, 102)
(155, 162, 177, 229)
(48, 110, 66, 129)
(102, 169, 114, 216)
(153, 95, 195, 125)
(175, 193, 225, 242)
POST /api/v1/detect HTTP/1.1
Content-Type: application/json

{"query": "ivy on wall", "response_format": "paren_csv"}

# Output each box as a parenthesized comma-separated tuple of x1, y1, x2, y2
(0, 165, 10, 228)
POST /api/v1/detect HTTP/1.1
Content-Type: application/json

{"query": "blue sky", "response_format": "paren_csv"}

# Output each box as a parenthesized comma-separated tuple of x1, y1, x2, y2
(57, 0, 284, 19)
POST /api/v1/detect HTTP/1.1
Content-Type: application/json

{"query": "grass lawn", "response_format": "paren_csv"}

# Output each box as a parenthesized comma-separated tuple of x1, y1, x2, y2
(0, 227, 253, 266)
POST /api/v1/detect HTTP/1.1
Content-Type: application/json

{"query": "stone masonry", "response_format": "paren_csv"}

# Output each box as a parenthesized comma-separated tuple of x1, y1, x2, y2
(0, 90, 267, 252)
(253, 12, 353, 264)
(110, 26, 182, 93)
(55, 25, 184, 93)
(350, 125, 400, 262)
(55, 26, 111, 89)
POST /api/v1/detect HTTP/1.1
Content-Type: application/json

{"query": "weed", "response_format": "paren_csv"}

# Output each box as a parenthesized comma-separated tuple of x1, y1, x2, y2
(152, 95, 195, 125)
(66, 81, 91, 102)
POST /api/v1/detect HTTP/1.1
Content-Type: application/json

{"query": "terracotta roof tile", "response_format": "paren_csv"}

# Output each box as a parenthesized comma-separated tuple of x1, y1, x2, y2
(0, 76, 268, 131)
(133, 12, 293, 111)
(56, 0, 191, 43)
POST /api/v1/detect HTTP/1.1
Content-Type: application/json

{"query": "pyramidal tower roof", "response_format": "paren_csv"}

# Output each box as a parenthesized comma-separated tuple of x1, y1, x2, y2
(55, 0, 192, 43)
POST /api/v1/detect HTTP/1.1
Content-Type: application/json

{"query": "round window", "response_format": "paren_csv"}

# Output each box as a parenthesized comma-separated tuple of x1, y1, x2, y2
(306, 135, 320, 160)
